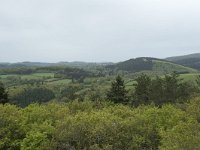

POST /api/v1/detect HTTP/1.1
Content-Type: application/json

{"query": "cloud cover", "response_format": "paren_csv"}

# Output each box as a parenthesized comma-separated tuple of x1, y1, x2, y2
(0, 0, 200, 62)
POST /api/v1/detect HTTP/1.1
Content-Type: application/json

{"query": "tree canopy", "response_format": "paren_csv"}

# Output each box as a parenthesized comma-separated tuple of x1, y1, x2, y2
(107, 75, 128, 104)
(0, 82, 8, 104)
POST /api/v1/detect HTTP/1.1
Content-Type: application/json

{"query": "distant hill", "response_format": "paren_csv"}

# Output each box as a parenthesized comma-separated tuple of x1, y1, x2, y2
(107, 57, 197, 74)
(0, 61, 113, 69)
(166, 53, 200, 70)
(0, 57, 198, 74)
(0, 62, 54, 68)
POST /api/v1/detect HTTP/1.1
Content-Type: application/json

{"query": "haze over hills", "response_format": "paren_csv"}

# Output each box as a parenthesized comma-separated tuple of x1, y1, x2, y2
(0, 53, 199, 73)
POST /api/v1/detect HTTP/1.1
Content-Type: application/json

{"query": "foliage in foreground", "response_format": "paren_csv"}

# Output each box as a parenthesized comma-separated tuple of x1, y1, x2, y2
(1, 97, 200, 150)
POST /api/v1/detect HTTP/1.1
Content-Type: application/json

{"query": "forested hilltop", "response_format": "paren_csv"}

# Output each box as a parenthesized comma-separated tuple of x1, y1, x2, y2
(1, 54, 200, 150)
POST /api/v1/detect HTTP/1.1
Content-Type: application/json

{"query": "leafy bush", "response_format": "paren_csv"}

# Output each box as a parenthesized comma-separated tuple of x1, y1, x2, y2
(0, 98, 200, 150)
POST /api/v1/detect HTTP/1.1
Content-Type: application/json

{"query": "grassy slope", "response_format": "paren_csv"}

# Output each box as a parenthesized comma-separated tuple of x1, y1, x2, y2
(179, 73, 200, 83)
(108, 57, 197, 74)
(166, 53, 200, 70)
(152, 60, 197, 73)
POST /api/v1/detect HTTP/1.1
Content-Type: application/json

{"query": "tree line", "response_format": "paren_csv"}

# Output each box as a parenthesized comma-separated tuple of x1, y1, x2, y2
(107, 73, 199, 106)
(1, 73, 200, 107)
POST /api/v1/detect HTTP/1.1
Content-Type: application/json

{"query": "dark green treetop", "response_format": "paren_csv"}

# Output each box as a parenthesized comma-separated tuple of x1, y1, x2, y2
(107, 75, 128, 104)
(0, 82, 8, 104)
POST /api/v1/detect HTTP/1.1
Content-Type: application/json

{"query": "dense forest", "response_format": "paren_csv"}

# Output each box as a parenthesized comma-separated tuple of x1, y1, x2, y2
(1, 55, 200, 150)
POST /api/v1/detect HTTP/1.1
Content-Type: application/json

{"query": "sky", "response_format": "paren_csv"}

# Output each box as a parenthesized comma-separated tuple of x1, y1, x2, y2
(0, 0, 200, 63)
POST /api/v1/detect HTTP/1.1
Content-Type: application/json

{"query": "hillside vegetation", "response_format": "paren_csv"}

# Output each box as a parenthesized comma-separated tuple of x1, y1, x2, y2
(166, 53, 200, 70)
(152, 60, 197, 73)
(107, 57, 197, 74)
(1, 97, 200, 150)
(0, 54, 200, 150)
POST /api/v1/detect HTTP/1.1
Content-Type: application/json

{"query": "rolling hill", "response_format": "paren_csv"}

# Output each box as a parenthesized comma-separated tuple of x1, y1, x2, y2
(0, 61, 113, 69)
(166, 53, 200, 70)
(107, 57, 197, 74)
(0, 55, 198, 74)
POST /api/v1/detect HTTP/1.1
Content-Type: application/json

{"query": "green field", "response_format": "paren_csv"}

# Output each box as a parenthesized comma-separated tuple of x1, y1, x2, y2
(47, 79, 72, 85)
(180, 73, 200, 83)
(153, 60, 198, 73)
(1, 71, 200, 103)
(1, 72, 199, 87)
(0, 73, 54, 80)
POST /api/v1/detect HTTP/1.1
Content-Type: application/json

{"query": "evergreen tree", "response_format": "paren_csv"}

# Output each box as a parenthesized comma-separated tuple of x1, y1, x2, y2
(0, 82, 8, 104)
(149, 76, 164, 105)
(133, 72, 195, 106)
(162, 72, 181, 103)
(107, 75, 128, 104)
(133, 74, 151, 105)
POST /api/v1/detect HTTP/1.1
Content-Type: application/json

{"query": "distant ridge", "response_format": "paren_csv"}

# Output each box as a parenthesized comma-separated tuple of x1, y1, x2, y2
(107, 57, 197, 73)
(166, 53, 200, 70)
(166, 53, 200, 61)
(0, 61, 113, 69)
(0, 54, 199, 72)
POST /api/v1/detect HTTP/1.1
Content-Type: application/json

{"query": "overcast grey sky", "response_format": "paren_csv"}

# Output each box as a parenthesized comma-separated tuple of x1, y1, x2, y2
(0, 0, 200, 62)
